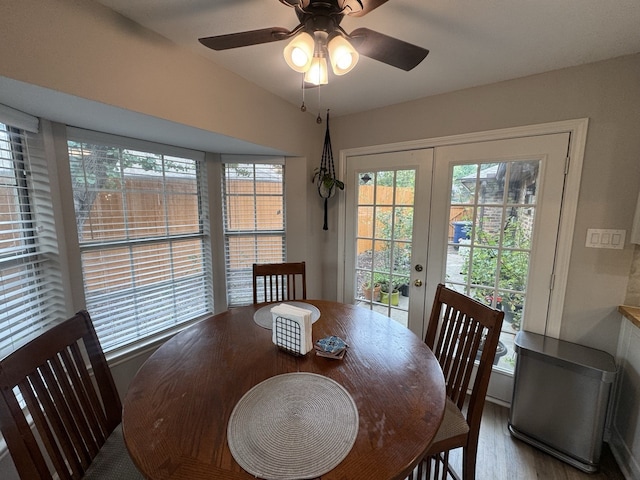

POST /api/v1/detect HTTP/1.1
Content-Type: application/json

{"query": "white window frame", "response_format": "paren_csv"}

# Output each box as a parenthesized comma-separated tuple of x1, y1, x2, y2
(65, 128, 212, 356)
(220, 156, 286, 307)
(0, 110, 67, 358)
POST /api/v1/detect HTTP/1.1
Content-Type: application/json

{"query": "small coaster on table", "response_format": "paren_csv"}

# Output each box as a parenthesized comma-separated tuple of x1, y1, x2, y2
(315, 335, 349, 360)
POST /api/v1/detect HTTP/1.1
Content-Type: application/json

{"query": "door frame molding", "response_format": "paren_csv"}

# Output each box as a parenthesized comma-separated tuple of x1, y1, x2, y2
(337, 118, 588, 339)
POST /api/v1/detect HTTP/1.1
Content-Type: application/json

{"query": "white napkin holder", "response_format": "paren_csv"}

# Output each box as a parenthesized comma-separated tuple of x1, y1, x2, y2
(270, 303, 313, 355)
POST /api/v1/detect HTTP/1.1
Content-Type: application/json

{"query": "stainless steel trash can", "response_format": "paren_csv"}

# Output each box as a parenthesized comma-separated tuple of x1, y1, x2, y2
(508, 331, 617, 473)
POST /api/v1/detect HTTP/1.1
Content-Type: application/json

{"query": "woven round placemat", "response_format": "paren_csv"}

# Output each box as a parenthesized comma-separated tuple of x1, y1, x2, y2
(227, 372, 359, 480)
(253, 302, 321, 329)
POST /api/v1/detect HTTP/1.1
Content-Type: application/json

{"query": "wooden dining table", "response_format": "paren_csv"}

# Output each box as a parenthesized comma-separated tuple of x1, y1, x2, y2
(122, 300, 446, 480)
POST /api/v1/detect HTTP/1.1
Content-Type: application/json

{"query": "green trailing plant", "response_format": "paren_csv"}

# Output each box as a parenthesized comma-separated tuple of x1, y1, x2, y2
(312, 167, 345, 194)
(313, 111, 344, 230)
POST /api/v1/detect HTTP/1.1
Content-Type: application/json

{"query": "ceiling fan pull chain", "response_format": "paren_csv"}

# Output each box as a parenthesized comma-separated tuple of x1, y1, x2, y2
(300, 74, 307, 112)
(316, 84, 322, 124)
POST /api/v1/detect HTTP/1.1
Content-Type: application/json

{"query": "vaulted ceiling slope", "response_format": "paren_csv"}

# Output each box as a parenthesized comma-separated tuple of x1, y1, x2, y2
(95, 0, 640, 116)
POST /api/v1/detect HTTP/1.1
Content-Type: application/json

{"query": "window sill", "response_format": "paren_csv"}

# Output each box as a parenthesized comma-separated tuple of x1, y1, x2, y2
(105, 313, 211, 368)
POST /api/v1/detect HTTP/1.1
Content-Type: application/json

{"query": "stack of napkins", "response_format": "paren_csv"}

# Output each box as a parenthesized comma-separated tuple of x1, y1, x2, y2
(270, 303, 313, 355)
(314, 336, 348, 360)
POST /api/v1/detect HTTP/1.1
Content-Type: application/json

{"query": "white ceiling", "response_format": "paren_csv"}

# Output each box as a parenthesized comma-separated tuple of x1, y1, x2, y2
(94, 0, 640, 117)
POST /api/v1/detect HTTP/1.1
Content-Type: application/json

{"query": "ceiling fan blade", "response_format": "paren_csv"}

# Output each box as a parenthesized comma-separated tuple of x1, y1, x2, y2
(349, 28, 429, 71)
(199, 27, 292, 51)
(346, 0, 389, 17)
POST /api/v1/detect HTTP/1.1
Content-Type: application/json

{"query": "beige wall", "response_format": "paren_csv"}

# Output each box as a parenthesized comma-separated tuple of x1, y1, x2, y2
(0, 0, 321, 156)
(625, 245, 640, 305)
(330, 54, 640, 355)
(0, 0, 326, 298)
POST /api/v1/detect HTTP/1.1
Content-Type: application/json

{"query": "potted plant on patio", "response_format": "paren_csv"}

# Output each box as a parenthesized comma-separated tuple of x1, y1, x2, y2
(362, 273, 385, 301)
(362, 281, 381, 301)
(379, 278, 400, 306)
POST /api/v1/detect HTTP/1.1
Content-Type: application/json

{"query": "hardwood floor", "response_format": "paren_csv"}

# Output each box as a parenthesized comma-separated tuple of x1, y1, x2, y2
(413, 401, 625, 480)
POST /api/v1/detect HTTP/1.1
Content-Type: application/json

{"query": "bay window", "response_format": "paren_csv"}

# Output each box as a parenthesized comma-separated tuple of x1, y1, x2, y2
(66, 129, 212, 353)
(222, 161, 285, 307)
(0, 116, 65, 358)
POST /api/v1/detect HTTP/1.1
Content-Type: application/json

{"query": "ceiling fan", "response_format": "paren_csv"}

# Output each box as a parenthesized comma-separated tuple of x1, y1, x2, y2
(198, 0, 429, 84)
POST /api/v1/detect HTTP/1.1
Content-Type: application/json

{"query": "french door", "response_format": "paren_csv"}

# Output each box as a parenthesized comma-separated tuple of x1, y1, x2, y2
(342, 134, 570, 374)
(343, 149, 433, 331)
(427, 134, 570, 346)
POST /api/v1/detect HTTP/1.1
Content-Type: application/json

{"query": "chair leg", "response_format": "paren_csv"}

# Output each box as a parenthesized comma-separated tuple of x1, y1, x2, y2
(414, 453, 468, 480)
(433, 450, 463, 480)
(442, 451, 451, 480)
(461, 445, 477, 480)
(423, 456, 430, 478)
(434, 454, 443, 479)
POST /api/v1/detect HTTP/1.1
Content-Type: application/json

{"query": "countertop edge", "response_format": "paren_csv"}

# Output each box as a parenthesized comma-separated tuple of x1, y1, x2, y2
(619, 305, 640, 329)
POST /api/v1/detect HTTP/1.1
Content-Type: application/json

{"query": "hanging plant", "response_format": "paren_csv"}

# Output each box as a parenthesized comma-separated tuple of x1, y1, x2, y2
(312, 167, 344, 198)
(312, 110, 344, 230)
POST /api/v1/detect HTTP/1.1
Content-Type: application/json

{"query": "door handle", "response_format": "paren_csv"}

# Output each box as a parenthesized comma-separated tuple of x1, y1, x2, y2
(414, 279, 423, 287)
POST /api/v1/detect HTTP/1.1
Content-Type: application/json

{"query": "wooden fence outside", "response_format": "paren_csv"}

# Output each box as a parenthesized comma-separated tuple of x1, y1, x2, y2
(78, 179, 464, 265)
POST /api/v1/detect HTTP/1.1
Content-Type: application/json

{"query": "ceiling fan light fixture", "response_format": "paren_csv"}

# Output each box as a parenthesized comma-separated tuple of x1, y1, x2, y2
(327, 34, 359, 75)
(304, 55, 329, 85)
(201, 1, 430, 86)
(283, 31, 315, 72)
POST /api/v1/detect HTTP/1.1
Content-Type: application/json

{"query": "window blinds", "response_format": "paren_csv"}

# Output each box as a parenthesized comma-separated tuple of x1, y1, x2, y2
(67, 129, 211, 353)
(0, 104, 39, 133)
(222, 162, 285, 307)
(0, 122, 65, 358)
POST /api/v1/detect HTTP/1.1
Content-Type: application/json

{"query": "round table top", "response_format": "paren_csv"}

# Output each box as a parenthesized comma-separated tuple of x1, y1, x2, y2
(122, 300, 445, 480)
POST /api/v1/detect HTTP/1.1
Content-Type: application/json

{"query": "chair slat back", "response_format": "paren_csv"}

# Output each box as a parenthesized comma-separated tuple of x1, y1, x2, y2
(0, 310, 121, 480)
(252, 262, 307, 303)
(425, 284, 504, 428)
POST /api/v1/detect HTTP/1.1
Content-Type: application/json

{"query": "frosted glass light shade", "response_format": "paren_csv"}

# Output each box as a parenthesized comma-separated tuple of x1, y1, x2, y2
(283, 32, 315, 73)
(304, 56, 329, 85)
(327, 35, 359, 75)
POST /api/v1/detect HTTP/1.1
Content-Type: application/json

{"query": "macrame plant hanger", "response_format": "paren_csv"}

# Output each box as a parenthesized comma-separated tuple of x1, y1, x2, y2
(314, 110, 343, 230)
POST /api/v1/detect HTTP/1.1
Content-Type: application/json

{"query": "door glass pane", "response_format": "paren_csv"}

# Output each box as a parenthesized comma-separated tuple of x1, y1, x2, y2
(445, 160, 540, 373)
(355, 170, 415, 327)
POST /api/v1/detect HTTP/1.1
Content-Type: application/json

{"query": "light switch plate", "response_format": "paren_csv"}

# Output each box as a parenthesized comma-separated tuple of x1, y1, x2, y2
(586, 229, 626, 249)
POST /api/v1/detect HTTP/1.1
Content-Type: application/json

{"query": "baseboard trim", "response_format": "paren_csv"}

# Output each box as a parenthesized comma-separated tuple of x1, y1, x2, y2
(609, 427, 640, 480)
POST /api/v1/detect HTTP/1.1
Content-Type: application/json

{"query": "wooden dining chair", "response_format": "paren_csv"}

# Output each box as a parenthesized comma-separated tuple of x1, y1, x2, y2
(252, 261, 307, 303)
(0, 310, 143, 480)
(411, 283, 504, 480)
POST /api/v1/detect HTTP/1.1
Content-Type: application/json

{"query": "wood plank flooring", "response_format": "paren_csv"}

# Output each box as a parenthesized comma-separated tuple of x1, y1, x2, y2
(415, 401, 625, 480)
